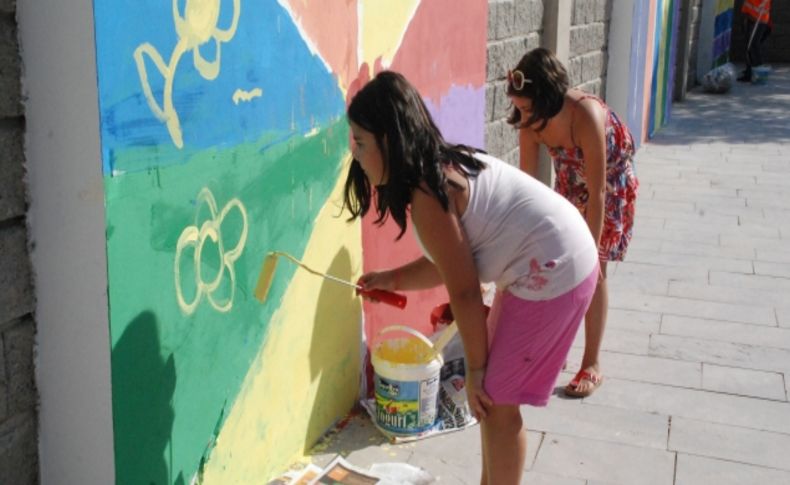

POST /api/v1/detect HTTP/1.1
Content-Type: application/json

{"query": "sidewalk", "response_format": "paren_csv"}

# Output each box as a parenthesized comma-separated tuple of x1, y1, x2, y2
(307, 66, 790, 484)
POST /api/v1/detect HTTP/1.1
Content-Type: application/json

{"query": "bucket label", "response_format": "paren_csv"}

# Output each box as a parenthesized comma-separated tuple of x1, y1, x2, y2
(374, 374, 440, 434)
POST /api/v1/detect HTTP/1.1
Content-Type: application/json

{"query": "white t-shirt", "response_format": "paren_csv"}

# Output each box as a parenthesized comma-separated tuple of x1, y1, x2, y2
(416, 153, 598, 300)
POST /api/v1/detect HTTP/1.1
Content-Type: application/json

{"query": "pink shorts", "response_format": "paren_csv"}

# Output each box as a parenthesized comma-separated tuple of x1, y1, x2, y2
(483, 268, 598, 406)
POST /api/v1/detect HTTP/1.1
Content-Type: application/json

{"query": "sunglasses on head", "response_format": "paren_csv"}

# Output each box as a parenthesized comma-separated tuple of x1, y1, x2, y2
(507, 69, 532, 91)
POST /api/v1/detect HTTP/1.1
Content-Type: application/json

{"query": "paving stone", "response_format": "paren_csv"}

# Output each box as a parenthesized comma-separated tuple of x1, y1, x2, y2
(709, 270, 790, 291)
(663, 219, 780, 239)
(584, 377, 790, 434)
(669, 417, 790, 470)
(702, 363, 786, 401)
(583, 351, 702, 389)
(520, 470, 585, 485)
(754, 260, 790, 278)
(531, 433, 675, 485)
(521, 398, 669, 449)
(667, 281, 788, 307)
(659, 240, 755, 260)
(621, 249, 754, 274)
(606, 308, 661, 333)
(660, 315, 790, 349)
(630, 226, 719, 245)
(675, 454, 790, 485)
(650, 333, 790, 375)
(573, 328, 652, 356)
(611, 292, 774, 326)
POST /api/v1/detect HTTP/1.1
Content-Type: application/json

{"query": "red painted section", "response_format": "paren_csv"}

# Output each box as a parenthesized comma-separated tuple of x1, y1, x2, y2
(284, 0, 359, 90)
(362, 0, 486, 366)
(390, 0, 487, 99)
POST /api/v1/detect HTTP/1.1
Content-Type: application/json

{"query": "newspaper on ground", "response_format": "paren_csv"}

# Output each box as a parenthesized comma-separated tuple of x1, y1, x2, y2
(267, 464, 322, 485)
(307, 455, 380, 484)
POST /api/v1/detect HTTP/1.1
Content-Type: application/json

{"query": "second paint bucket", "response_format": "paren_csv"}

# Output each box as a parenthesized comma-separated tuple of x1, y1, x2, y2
(371, 325, 443, 436)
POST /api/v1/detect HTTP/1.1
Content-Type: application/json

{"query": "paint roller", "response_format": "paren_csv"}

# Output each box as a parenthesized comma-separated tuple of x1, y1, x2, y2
(254, 251, 408, 309)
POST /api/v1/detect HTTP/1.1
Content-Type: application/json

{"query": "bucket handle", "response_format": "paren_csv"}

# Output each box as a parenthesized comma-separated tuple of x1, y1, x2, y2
(376, 323, 459, 356)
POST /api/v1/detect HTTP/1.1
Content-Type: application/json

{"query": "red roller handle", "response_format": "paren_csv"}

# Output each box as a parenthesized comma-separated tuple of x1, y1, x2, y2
(359, 289, 408, 309)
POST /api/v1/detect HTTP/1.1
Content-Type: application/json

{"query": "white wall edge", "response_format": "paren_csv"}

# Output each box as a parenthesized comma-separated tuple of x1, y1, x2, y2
(605, 0, 635, 120)
(17, 1, 115, 483)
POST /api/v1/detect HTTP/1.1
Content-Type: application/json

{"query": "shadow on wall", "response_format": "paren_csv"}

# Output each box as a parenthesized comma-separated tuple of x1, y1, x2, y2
(112, 311, 177, 485)
(304, 248, 362, 453)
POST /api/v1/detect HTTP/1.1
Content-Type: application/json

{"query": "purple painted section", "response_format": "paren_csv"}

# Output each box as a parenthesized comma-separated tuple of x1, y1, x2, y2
(424, 85, 486, 150)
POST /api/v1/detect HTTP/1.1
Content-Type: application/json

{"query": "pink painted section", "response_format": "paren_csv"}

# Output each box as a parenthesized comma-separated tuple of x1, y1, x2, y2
(283, 0, 359, 90)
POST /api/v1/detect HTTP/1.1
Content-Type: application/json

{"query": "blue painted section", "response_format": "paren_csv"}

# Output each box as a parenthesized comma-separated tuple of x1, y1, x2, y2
(93, 0, 345, 174)
(627, 0, 649, 147)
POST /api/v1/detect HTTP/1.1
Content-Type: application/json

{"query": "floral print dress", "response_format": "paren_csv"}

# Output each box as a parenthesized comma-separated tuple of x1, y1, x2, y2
(547, 95, 639, 261)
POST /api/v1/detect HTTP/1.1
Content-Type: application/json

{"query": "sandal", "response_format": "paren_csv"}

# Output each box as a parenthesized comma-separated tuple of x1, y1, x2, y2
(564, 369, 603, 398)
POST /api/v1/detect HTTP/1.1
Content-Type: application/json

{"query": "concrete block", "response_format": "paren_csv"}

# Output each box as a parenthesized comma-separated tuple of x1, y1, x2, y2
(0, 333, 5, 421)
(492, 80, 512, 121)
(532, 433, 675, 485)
(515, 0, 543, 33)
(670, 416, 790, 470)
(3, 318, 36, 415)
(676, 454, 790, 485)
(484, 120, 504, 157)
(0, 17, 22, 118)
(584, 377, 790, 435)
(0, 222, 33, 323)
(0, 122, 26, 221)
(521, 398, 670, 449)
(0, 0, 14, 14)
(495, 0, 517, 40)
(661, 314, 790, 350)
(570, 24, 605, 57)
(487, 0, 498, 41)
(0, 413, 38, 485)
(702, 363, 786, 401)
(485, 82, 496, 122)
(487, 38, 528, 81)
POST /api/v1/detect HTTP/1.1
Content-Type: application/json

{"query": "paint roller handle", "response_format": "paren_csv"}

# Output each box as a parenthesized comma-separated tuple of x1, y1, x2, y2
(359, 289, 408, 309)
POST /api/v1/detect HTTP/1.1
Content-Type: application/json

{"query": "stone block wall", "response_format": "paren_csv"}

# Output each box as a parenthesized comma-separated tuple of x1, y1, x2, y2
(568, 0, 611, 95)
(485, 0, 545, 165)
(0, 1, 39, 484)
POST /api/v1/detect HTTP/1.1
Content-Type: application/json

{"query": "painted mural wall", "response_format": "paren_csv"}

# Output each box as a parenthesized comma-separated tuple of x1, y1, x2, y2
(92, 0, 486, 483)
(614, 0, 682, 144)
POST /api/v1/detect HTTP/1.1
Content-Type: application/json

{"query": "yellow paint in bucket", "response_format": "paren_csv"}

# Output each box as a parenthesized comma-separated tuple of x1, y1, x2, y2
(371, 325, 443, 435)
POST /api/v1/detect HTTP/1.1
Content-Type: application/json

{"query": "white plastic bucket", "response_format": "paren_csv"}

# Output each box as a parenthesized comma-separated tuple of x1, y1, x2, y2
(371, 325, 443, 435)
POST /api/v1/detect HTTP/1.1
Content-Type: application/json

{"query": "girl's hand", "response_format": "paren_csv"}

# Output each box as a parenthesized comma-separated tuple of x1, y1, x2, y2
(356, 270, 397, 302)
(465, 367, 493, 420)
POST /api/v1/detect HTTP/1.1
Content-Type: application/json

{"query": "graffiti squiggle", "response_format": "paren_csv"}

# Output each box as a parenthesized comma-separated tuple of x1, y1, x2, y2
(175, 188, 248, 315)
(133, 0, 241, 148)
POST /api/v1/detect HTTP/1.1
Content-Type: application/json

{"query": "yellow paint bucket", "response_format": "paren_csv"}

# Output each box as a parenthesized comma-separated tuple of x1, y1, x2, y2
(371, 325, 443, 435)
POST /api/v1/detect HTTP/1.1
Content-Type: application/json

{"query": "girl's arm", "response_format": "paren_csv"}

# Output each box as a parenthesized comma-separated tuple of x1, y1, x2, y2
(410, 184, 492, 418)
(575, 101, 607, 249)
(357, 256, 442, 292)
(518, 128, 540, 177)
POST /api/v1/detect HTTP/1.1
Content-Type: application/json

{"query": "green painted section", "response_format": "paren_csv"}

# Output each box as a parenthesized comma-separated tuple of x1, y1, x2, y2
(107, 120, 349, 484)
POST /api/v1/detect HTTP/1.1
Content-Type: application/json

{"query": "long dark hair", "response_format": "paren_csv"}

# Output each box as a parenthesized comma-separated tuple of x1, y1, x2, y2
(343, 71, 484, 239)
(506, 48, 569, 131)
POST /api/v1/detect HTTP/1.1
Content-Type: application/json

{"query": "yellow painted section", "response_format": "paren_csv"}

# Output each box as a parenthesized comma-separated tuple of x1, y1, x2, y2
(358, 0, 420, 68)
(201, 158, 363, 483)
